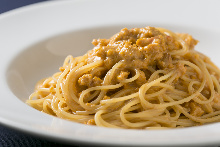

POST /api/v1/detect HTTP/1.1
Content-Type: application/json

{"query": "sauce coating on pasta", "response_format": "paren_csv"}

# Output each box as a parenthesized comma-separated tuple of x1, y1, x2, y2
(27, 26, 220, 129)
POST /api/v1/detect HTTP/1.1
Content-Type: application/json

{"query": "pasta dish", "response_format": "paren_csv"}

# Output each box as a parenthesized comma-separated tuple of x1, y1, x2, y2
(27, 26, 220, 129)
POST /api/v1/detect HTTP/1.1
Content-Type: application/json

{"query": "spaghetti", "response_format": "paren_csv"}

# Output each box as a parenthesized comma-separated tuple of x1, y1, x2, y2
(27, 26, 220, 129)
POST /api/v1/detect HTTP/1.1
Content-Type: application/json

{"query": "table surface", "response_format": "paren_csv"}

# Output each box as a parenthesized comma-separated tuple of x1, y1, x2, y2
(1, 1, 220, 147)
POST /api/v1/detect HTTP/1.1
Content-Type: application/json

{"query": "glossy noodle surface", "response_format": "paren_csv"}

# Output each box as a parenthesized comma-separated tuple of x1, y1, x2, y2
(27, 26, 220, 129)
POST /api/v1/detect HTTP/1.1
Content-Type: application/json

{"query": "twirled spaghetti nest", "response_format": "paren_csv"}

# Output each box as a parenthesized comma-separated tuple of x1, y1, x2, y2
(27, 27, 220, 129)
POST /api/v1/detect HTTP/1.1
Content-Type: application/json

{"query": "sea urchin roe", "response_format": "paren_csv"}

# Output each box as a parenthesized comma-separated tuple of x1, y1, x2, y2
(117, 71, 130, 82)
(87, 26, 198, 72)
(28, 26, 220, 129)
(78, 74, 103, 87)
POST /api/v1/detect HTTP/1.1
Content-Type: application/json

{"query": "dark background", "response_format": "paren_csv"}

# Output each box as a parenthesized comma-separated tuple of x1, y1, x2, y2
(0, 0, 47, 14)
(0, 0, 84, 147)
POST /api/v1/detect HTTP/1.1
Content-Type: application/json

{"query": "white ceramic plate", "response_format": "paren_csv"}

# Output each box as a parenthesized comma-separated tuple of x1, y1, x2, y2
(1, 0, 220, 146)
